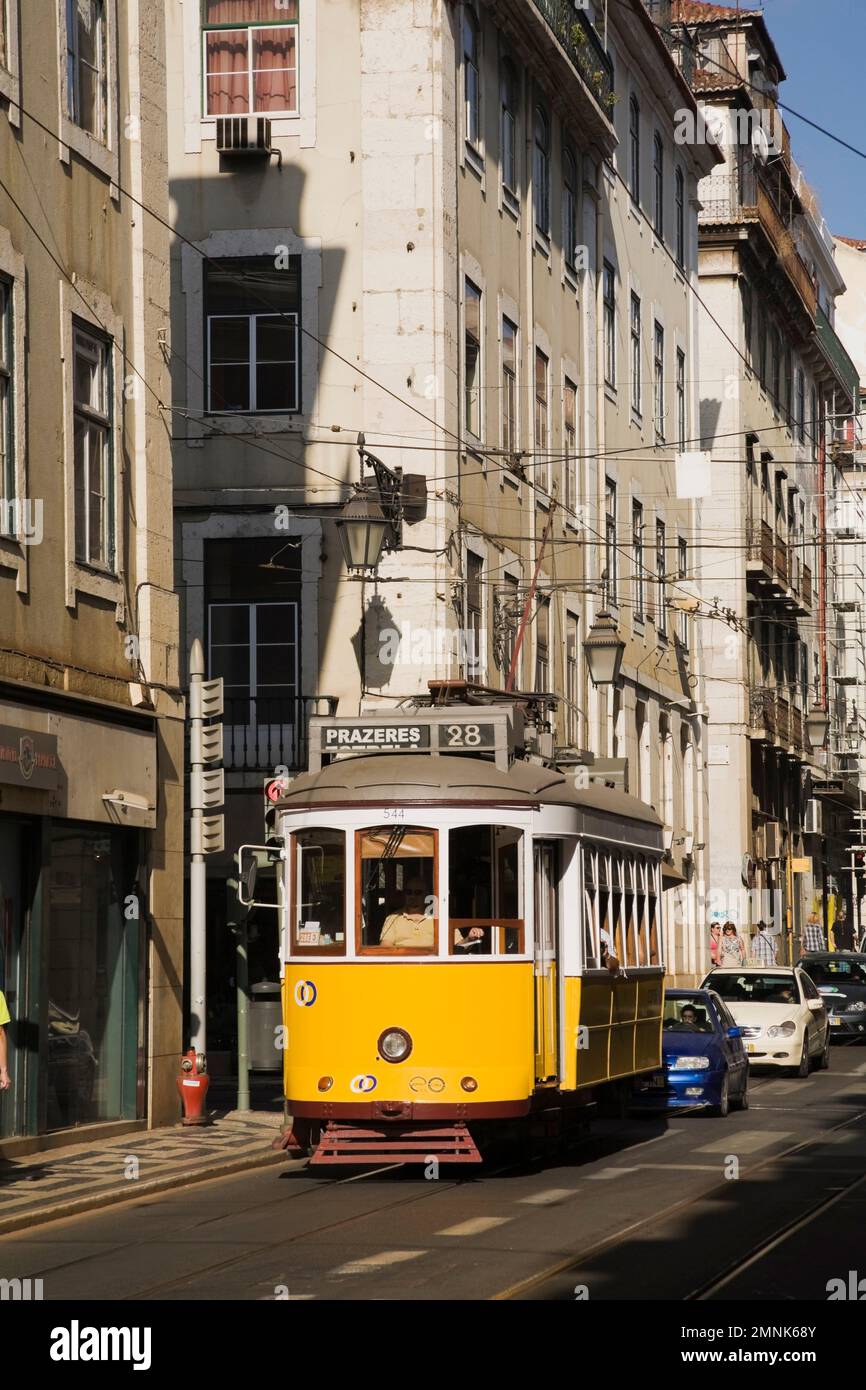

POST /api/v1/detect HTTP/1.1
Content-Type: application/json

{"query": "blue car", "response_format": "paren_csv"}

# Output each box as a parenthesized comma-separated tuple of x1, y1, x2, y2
(632, 989, 749, 1116)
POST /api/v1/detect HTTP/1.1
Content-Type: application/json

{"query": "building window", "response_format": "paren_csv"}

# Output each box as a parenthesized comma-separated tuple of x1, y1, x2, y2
(741, 279, 752, 365)
(676, 348, 686, 451)
(534, 106, 550, 237)
(66, 0, 108, 140)
(205, 256, 300, 413)
(653, 132, 663, 238)
(202, 0, 298, 116)
(464, 278, 482, 437)
(811, 387, 819, 456)
(603, 261, 616, 387)
(632, 498, 644, 621)
(463, 7, 480, 150)
(630, 292, 641, 416)
(501, 316, 517, 454)
(0, 278, 13, 522)
(757, 303, 767, 385)
(675, 166, 685, 268)
(563, 147, 578, 273)
(0, 2, 8, 71)
(653, 321, 664, 441)
(535, 594, 550, 691)
(771, 325, 781, 405)
(205, 537, 301, 769)
(534, 347, 549, 488)
(783, 348, 792, 422)
(500, 573, 519, 681)
(566, 612, 579, 746)
(604, 477, 617, 606)
(656, 518, 667, 638)
(796, 368, 805, 444)
(73, 323, 114, 570)
(466, 551, 483, 678)
(677, 536, 689, 649)
(564, 377, 577, 514)
(629, 94, 640, 204)
(500, 58, 517, 194)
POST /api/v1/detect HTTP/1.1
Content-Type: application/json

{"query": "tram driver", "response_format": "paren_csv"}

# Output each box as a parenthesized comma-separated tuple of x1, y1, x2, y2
(379, 879, 436, 949)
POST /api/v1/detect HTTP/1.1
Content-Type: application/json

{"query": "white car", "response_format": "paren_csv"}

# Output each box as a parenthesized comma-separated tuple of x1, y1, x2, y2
(698, 966, 830, 1075)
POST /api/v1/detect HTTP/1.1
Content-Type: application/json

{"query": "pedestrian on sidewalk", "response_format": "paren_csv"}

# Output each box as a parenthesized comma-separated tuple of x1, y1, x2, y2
(749, 920, 777, 966)
(0, 989, 11, 1091)
(801, 910, 825, 955)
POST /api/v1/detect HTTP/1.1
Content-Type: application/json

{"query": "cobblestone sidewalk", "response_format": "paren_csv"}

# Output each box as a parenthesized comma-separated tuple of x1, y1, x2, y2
(0, 1110, 288, 1235)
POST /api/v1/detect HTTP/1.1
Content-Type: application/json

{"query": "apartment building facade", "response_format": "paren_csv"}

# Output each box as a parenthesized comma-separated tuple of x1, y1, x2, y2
(671, 0, 859, 962)
(167, 0, 720, 1049)
(0, 1, 183, 1149)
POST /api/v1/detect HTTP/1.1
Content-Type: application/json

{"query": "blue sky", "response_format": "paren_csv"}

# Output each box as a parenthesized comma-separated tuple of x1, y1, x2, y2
(759, 0, 866, 237)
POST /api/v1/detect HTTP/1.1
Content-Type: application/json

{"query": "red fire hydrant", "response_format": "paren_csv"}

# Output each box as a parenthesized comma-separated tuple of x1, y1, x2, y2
(177, 1049, 210, 1125)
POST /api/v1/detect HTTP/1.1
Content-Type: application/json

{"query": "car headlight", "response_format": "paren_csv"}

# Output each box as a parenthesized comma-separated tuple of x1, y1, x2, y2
(767, 1020, 797, 1038)
(847, 1001, 866, 1013)
(671, 1056, 711, 1070)
(377, 1027, 412, 1063)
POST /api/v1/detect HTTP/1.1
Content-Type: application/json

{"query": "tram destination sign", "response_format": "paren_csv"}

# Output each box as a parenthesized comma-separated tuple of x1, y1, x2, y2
(310, 711, 510, 771)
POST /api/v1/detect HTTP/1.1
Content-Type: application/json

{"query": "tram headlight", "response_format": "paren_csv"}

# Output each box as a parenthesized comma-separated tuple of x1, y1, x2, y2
(378, 1027, 413, 1063)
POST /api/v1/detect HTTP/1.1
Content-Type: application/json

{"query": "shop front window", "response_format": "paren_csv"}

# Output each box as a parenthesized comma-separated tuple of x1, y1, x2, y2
(448, 825, 523, 955)
(46, 825, 140, 1131)
(357, 827, 437, 954)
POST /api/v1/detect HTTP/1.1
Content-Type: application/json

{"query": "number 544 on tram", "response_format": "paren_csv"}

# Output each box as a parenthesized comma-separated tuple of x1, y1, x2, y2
(239, 703, 665, 1166)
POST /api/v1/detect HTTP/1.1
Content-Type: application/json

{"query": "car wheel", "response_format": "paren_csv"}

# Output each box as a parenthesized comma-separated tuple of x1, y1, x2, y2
(733, 1077, 749, 1111)
(796, 1035, 810, 1078)
(714, 1075, 730, 1118)
(819, 1034, 831, 1070)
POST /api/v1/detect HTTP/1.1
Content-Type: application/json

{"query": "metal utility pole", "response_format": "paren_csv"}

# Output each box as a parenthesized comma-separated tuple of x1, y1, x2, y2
(188, 638, 225, 1060)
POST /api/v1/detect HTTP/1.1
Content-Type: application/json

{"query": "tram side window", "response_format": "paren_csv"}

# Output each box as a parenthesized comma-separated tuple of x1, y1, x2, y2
(292, 830, 346, 955)
(357, 827, 437, 953)
(449, 826, 524, 954)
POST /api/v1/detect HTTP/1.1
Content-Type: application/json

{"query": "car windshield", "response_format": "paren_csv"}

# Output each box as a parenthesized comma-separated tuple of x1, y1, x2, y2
(710, 972, 797, 1005)
(663, 999, 714, 1032)
(803, 959, 866, 986)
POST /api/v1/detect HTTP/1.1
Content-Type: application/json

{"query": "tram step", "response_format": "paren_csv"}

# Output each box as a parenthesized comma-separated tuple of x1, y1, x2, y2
(311, 1121, 482, 1165)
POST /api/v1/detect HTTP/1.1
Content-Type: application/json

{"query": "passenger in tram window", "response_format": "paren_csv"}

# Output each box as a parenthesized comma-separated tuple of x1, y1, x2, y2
(379, 879, 436, 949)
(600, 927, 620, 974)
(454, 925, 489, 952)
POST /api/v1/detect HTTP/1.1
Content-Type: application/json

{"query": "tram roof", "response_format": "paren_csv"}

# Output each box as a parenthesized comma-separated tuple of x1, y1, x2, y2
(275, 754, 662, 827)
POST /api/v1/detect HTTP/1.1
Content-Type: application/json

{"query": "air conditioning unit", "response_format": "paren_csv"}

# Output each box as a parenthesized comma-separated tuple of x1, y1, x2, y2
(216, 116, 273, 157)
(803, 798, 822, 836)
(764, 820, 782, 859)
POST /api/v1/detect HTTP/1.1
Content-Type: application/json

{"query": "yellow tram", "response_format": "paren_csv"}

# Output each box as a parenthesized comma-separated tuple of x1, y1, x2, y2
(243, 701, 665, 1165)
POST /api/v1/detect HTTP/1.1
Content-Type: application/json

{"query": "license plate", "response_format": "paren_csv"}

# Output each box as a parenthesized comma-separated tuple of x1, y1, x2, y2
(830, 1016, 842, 1026)
(747, 1042, 756, 1053)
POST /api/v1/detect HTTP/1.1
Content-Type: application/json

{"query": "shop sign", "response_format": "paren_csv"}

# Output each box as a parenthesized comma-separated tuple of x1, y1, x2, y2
(0, 725, 61, 790)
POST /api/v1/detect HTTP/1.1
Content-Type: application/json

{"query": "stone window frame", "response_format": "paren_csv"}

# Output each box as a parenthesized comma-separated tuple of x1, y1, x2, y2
(0, 0, 21, 126)
(60, 276, 126, 617)
(181, 0, 318, 154)
(0, 227, 27, 592)
(56, 0, 121, 189)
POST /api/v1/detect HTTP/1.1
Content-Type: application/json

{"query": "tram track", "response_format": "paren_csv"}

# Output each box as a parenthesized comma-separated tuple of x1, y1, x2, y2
(494, 1076, 866, 1300)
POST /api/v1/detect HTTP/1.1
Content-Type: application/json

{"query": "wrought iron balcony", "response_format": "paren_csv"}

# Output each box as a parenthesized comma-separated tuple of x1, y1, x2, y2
(815, 305, 859, 408)
(749, 686, 805, 755)
(699, 172, 817, 320)
(223, 695, 338, 772)
(530, 0, 614, 108)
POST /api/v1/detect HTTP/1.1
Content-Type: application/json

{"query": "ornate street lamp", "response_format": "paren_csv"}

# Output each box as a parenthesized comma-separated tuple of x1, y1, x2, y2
(805, 705, 830, 749)
(583, 611, 626, 687)
(335, 489, 390, 574)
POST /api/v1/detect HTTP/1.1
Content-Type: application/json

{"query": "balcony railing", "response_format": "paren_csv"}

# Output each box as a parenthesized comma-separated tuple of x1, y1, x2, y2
(530, 0, 614, 108)
(776, 693, 790, 746)
(699, 172, 817, 320)
(816, 305, 860, 407)
(749, 687, 777, 740)
(223, 695, 338, 772)
(749, 687, 805, 753)
(747, 517, 774, 572)
(773, 536, 789, 587)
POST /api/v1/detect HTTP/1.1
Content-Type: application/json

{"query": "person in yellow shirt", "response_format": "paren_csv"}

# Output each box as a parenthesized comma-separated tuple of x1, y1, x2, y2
(379, 881, 435, 949)
(0, 989, 11, 1091)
